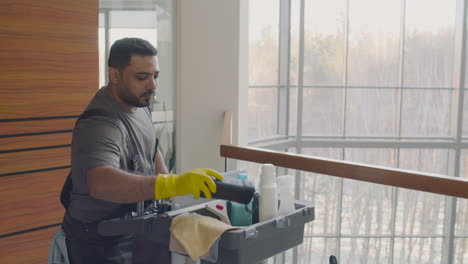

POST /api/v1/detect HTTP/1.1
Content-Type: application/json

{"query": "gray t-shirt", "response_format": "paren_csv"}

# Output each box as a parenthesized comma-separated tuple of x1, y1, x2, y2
(68, 88, 156, 223)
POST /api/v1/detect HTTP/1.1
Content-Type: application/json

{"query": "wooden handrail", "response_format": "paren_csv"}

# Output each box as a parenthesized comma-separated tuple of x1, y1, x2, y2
(220, 144, 468, 199)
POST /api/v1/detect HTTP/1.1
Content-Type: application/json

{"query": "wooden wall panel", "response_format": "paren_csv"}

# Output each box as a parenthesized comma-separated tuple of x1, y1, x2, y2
(0, 147, 71, 175)
(0, 169, 67, 235)
(0, 226, 60, 264)
(0, 133, 72, 152)
(0, 0, 98, 119)
(0, 0, 97, 259)
(0, 118, 76, 136)
(0, 93, 94, 119)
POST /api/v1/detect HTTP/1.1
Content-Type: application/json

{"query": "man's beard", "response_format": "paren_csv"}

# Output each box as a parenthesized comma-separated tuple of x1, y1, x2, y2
(120, 89, 154, 108)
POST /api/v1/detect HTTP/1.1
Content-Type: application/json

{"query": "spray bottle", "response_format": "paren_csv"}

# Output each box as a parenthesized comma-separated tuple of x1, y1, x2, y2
(258, 164, 277, 222)
(277, 175, 295, 216)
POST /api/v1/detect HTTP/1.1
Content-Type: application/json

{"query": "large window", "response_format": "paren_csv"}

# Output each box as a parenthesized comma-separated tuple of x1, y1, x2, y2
(248, 0, 468, 263)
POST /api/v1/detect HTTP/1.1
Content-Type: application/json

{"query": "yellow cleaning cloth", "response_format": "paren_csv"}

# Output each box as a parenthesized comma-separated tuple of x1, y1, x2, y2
(170, 212, 239, 260)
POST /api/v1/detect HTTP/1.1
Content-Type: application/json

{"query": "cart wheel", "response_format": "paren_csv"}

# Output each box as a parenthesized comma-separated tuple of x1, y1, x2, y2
(329, 255, 338, 264)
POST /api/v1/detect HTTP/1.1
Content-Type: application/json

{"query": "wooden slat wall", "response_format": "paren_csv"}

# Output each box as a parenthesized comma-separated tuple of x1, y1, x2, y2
(0, 133, 72, 152)
(0, 169, 68, 235)
(0, 0, 97, 262)
(0, 227, 60, 264)
(0, 119, 76, 136)
(0, 0, 98, 119)
(0, 148, 72, 175)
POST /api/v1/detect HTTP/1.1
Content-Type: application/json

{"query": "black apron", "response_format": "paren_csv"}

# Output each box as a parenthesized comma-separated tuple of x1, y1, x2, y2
(63, 212, 171, 264)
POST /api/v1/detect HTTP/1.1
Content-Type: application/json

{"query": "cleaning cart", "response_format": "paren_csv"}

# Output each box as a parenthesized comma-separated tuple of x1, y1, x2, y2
(98, 170, 314, 264)
(98, 199, 314, 264)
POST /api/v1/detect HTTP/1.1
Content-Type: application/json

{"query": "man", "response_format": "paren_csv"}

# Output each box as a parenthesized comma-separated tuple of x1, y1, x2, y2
(62, 37, 223, 263)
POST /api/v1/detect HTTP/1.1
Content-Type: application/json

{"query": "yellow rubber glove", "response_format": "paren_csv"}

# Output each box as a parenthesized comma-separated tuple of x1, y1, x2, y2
(154, 168, 224, 200)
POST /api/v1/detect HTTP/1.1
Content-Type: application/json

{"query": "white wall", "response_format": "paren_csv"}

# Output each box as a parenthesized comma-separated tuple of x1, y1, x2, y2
(174, 0, 248, 173)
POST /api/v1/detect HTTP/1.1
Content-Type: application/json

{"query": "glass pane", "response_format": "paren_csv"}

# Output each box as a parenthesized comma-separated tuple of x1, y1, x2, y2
(289, 0, 299, 138)
(456, 151, 468, 236)
(98, 26, 105, 88)
(248, 88, 278, 140)
(152, 1, 173, 112)
(347, 0, 401, 87)
(462, 91, 468, 137)
(298, 237, 338, 264)
(399, 148, 449, 175)
(341, 148, 395, 235)
(395, 189, 445, 235)
(466, 12, 468, 89)
(459, 150, 468, 179)
(403, 0, 456, 88)
(460, 149, 468, 178)
(108, 10, 158, 51)
(400, 90, 451, 137)
(302, 148, 342, 234)
(303, 87, 343, 136)
(248, 0, 279, 86)
(99, 11, 105, 27)
(454, 239, 468, 264)
(395, 149, 448, 235)
(394, 238, 443, 264)
(303, 0, 346, 86)
(153, 0, 174, 172)
(289, 0, 300, 86)
(345, 88, 397, 136)
(340, 238, 391, 263)
(109, 28, 158, 48)
(455, 199, 468, 236)
(109, 10, 157, 28)
(289, 87, 297, 136)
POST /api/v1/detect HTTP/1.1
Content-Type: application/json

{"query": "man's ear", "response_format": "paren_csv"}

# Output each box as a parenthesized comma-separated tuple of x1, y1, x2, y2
(109, 67, 121, 84)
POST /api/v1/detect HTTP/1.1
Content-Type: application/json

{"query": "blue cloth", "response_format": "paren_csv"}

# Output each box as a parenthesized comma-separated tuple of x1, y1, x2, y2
(48, 228, 70, 264)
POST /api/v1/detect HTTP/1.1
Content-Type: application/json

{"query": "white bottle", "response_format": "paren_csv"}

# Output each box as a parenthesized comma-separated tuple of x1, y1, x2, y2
(277, 175, 295, 216)
(258, 164, 278, 222)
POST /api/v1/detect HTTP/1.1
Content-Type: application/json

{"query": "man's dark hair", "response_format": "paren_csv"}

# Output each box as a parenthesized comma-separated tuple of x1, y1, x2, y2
(108, 38, 158, 69)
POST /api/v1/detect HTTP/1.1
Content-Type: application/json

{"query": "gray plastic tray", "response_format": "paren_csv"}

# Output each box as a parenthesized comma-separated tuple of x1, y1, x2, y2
(206, 200, 314, 264)
(98, 200, 314, 264)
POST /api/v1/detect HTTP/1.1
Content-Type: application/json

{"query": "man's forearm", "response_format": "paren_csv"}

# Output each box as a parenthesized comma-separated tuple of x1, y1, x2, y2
(87, 166, 156, 203)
